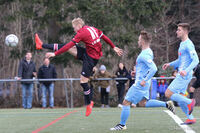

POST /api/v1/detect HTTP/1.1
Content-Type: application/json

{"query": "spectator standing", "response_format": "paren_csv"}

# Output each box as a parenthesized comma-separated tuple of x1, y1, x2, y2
(128, 65, 136, 88)
(115, 63, 129, 108)
(169, 70, 178, 84)
(157, 76, 168, 101)
(18, 52, 36, 109)
(38, 58, 57, 108)
(95, 65, 115, 108)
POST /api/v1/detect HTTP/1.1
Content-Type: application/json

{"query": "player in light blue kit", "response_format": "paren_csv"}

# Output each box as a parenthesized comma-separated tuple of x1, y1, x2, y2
(110, 31, 175, 131)
(163, 23, 199, 125)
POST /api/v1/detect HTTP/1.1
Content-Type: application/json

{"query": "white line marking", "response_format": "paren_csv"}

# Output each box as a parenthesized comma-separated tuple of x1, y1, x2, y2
(164, 110, 196, 133)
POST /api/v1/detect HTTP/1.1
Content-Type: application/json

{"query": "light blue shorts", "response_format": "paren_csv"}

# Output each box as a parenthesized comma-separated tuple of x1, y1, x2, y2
(125, 81, 150, 105)
(168, 73, 192, 94)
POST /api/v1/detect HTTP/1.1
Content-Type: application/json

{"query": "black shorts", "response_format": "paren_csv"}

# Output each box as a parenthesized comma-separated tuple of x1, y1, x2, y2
(76, 46, 98, 77)
(192, 80, 200, 89)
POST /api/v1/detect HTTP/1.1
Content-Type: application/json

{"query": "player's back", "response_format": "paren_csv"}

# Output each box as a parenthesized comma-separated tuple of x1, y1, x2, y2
(135, 48, 154, 82)
(77, 25, 103, 59)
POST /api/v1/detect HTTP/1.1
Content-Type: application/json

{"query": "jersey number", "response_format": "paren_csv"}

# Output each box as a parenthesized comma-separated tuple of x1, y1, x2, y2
(87, 27, 100, 45)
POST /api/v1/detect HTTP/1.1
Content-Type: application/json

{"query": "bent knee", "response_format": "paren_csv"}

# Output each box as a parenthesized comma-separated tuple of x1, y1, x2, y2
(165, 92, 170, 98)
(138, 99, 146, 107)
(165, 89, 173, 98)
(122, 100, 131, 106)
(80, 75, 89, 83)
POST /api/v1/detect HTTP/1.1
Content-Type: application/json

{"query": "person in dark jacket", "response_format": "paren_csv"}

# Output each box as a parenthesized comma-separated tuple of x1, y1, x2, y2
(189, 64, 200, 98)
(17, 52, 36, 109)
(115, 63, 129, 108)
(38, 58, 57, 108)
(128, 65, 136, 88)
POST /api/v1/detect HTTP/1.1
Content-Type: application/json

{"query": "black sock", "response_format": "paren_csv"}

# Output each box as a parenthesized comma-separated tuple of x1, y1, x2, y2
(89, 86, 93, 100)
(42, 44, 54, 50)
(42, 44, 65, 51)
(166, 103, 168, 108)
(189, 92, 194, 99)
(58, 44, 65, 49)
(80, 83, 91, 105)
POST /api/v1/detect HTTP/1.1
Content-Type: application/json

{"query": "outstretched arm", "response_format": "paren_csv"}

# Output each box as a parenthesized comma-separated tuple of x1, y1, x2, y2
(46, 32, 82, 58)
(101, 34, 123, 56)
(55, 41, 75, 56)
(101, 34, 115, 48)
(169, 59, 180, 68)
(46, 41, 75, 58)
(162, 58, 179, 70)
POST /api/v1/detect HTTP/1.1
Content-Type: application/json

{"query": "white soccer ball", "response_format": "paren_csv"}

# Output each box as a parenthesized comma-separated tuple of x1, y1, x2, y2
(5, 34, 19, 47)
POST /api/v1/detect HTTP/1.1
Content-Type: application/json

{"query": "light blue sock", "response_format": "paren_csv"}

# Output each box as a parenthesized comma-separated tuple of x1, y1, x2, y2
(170, 93, 191, 105)
(145, 99, 166, 107)
(120, 106, 130, 125)
(179, 103, 194, 120)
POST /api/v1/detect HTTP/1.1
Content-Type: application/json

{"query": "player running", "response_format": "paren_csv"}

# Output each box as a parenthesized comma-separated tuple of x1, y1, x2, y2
(35, 18, 123, 117)
(163, 23, 199, 124)
(110, 31, 175, 131)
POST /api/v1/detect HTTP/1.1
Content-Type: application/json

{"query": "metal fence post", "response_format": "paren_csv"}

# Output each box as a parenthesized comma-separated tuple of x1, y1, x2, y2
(150, 79, 152, 98)
(70, 80, 74, 108)
(64, 80, 69, 108)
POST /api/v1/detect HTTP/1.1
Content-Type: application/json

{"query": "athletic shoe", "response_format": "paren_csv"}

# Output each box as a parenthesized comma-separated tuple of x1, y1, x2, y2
(166, 101, 175, 114)
(35, 33, 43, 50)
(85, 101, 94, 117)
(183, 119, 196, 125)
(110, 124, 127, 131)
(188, 99, 196, 115)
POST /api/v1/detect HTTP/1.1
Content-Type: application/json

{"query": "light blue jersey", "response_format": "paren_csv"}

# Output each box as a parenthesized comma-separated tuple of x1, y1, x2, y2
(170, 39, 199, 74)
(135, 48, 157, 86)
(120, 48, 168, 126)
(125, 48, 157, 104)
(169, 39, 199, 93)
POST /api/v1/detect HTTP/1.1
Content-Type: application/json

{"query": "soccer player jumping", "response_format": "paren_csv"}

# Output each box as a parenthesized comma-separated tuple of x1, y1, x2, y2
(110, 31, 175, 131)
(163, 23, 199, 124)
(35, 18, 123, 117)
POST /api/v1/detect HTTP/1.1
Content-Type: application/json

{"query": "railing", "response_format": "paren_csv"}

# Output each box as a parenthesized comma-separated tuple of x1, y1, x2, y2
(0, 77, 195, 108)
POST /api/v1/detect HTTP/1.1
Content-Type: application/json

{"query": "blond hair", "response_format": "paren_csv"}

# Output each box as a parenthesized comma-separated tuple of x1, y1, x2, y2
(72, 18, 85, 26)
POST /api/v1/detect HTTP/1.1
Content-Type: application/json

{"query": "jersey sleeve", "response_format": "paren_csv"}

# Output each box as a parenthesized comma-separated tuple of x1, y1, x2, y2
(142, 55, 158, 81)
(95, 28, 115, 48)
(185, 44, 199, 73)
(101, 34, 115, 48)
(72, 32, 83, 43)
(54, 41, 75, 56)
(169, 59, 180, 69)
(97, 29, 104, 38)
(55, 33, 83, 56)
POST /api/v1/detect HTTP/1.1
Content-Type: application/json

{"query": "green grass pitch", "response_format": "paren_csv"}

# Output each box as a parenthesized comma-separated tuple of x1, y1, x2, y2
(0, 107, 199, 133)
